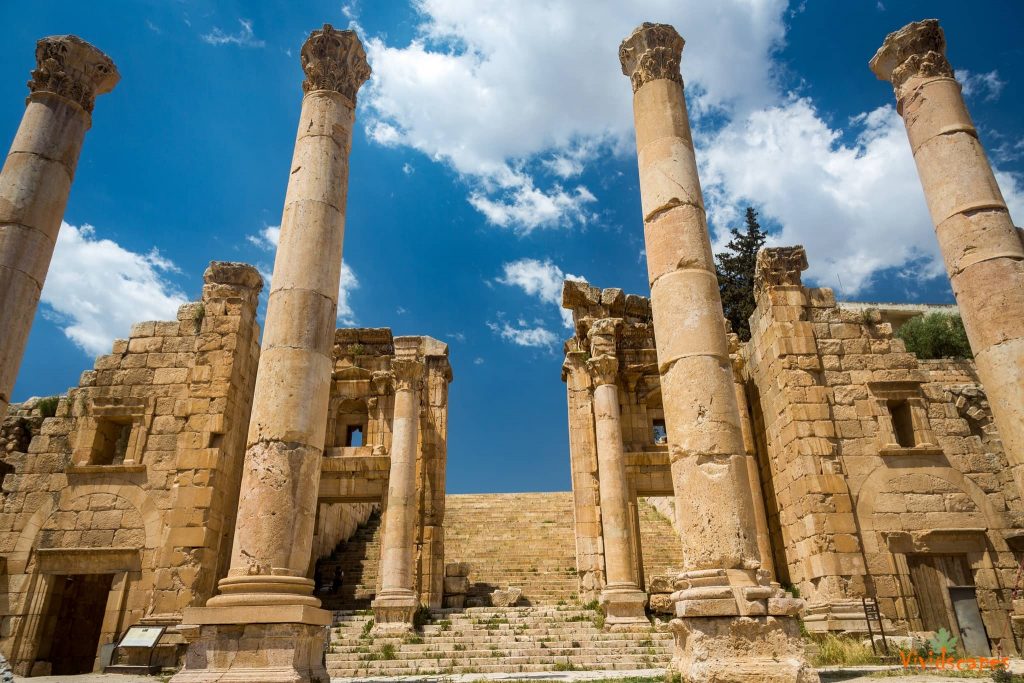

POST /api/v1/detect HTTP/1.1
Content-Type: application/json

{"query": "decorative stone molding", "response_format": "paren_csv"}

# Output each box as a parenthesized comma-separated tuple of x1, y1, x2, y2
(587, 355, 619, 387)
(27, 35, 119, 113)
(371, 370, 395, 396)
(300, 23, 371, 101)
(869, 19, 953, 98)
(753, 245, 808, 297)
(391, 358, 424, 392)
(618, 23, 684, 93)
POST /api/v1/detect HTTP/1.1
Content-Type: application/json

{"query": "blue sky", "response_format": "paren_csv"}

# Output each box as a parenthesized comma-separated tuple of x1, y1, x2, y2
(2, 1, 1022, 493)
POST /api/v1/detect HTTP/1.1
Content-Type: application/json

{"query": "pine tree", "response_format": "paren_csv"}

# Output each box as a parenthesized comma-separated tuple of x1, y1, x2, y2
(715, 207, 768, 341)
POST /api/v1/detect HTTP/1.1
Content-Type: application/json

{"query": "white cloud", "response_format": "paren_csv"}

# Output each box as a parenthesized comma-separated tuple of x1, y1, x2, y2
(402, 162, 415, 175)
(955, 69, 1006, 102)
(487, 320, 559, 348)
(363, 0, 787, 231)
(700, 99, 1024, 294)
(473, 357, 484, 364)
(41, 223, 188, 356)
(202, 18, 265, 48)
(497, 257, 585, 328)
(247, 225, 359, 324)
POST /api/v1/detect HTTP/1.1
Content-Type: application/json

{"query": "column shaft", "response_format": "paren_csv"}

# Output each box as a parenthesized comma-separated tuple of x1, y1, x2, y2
(593, 381, 635, 585)
(620, 25, 759, 574)
(871, 19, 1024, 476)
(210, 25, 370, 609)
(0, 36, 117, 417)
(372, 358, 424, 633)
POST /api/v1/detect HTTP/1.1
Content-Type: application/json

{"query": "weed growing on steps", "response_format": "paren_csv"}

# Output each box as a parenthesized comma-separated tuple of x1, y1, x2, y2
(360, 619, 374, 640)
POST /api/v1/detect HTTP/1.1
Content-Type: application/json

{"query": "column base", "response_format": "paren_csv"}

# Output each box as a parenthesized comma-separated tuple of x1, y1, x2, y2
(371, 589, 419, 635)
(668, 568, 817, 682)
(169, 605, 331, 683)
(670, 616, 819, 682)
(600, 583, 649, 631)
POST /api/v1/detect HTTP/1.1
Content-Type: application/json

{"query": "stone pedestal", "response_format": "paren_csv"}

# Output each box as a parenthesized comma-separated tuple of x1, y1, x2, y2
(587, 324, 649, 629)
(173, 607, 330, 683)
(0, 35, 117, 417)
(171, 24, 369, 683)
(619, 22, 815, 680)
(870, 19, 1024, 481)
(372, 358, 424, 635)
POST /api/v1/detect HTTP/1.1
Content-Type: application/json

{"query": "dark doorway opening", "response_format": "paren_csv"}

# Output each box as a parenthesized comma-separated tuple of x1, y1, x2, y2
(40, 573, 113, 674)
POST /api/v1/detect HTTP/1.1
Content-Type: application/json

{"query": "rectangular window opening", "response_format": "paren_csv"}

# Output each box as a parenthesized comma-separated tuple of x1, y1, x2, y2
(91, 418, 132, 465)
(888, 400, 916, 448)
(345, 424, 365, 447)
(652, 419, 668, 445)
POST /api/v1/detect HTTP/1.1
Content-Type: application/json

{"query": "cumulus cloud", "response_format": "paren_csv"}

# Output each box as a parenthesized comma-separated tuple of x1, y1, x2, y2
(700, 99, 1024, 293)
(41, 222, 188, 356)
(363, 0, 787, 231)
(247, 225, 359, 324)
(487, 320, 559, 348)
(201, 18, 265, 48)
(955, 69, 1006, 102)
(497, 258, 585, 328)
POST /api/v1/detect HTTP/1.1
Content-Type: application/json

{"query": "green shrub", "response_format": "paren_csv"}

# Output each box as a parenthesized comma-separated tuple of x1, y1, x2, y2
(896, 312, 973, 360)
(36, 396, 59, 418)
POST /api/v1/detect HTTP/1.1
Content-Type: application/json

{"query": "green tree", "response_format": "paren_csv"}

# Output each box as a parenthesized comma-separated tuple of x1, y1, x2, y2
(715, 207, 768, 341)
(895, 312, 973, 359)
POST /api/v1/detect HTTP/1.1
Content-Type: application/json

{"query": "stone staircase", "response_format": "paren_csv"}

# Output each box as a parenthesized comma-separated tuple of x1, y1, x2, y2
(638, 497, 686, 589)
(444, 493, 580, 605)
(315, 510, 382, 610)
(326, 606, 674, 677)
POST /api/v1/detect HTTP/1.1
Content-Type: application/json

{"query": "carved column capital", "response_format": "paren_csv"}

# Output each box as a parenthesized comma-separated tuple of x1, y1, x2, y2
(371, 370, 395, 396)
(301, 24, 371, 101)
(869, 19, 953, 99)
(27, 35, 119, 114)
(619, 23, 684, 93)
(754, 245, 808, 298)
(391, 358, 424, 392)
(587, 354, 619, 387)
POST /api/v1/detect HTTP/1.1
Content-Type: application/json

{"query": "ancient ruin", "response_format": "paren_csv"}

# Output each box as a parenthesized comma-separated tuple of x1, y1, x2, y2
(0, 15, 1022, 683)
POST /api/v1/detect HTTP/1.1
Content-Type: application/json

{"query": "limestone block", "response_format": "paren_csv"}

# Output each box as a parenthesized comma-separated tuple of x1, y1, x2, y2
(649, 592, 675, 614)
(490, 587, 522, 607)
(442, 594, 465, 609)
(443, 576, 469, 594)
(649, 575, 674, 594)
(445, 562, 470, 577)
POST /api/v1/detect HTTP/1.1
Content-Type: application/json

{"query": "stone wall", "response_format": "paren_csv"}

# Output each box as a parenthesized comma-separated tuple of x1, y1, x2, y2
(0, 262, 263, 675)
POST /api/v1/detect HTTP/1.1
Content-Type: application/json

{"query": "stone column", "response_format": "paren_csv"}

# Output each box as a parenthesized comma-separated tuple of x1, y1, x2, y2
(0, 35, 118, 418)
(871, 19, 1024, 486)
(172, 24, 369, 683)
(587, 319, 648, 629)
(372, 357, 424, 634)
(619, 23, 816, 682)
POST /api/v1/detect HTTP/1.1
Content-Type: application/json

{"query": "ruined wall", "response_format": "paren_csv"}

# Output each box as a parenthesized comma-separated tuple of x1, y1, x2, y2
(744, 246, 1022, 654)
(0, 262, 262, 675)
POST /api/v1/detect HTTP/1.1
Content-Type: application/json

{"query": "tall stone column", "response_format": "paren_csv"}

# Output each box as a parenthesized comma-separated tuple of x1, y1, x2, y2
(870, 19, 1024, 487)
(373, 357, 424, 634)
(619, 23, 816, 682)
(0, 35, 117, 418)
(587, 320, 648, 629)
(172, 24, 369, 683)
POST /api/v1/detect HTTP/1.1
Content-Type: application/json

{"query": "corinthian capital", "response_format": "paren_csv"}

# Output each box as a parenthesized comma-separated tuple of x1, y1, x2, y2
(619, 23, 684, 93)
(869, 19, 953, 98)
(587, 354, 619, 387)
(391, 358, 424, 392)
(27, 35, 119, 113)
(754, 246, 808, 298)
(301, 24, 371, 101)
